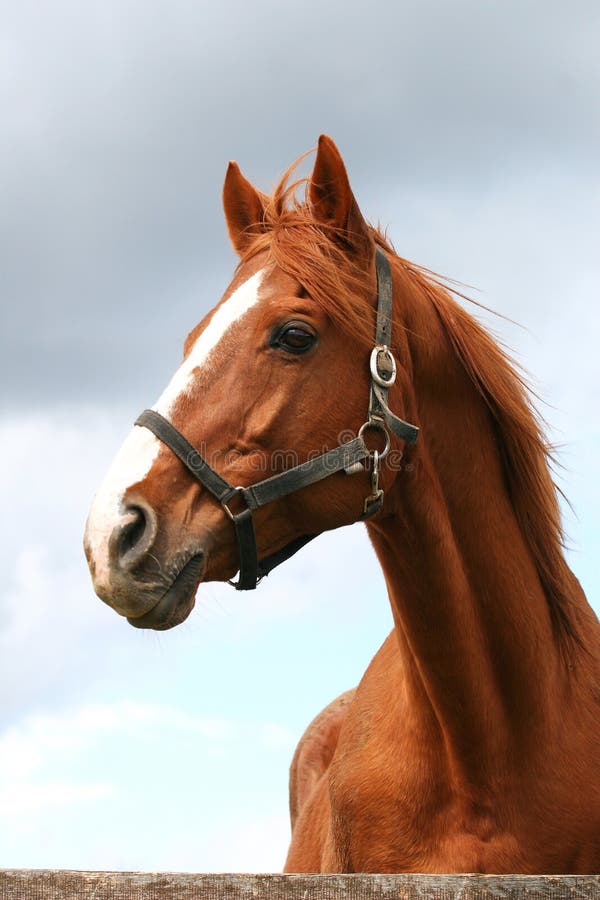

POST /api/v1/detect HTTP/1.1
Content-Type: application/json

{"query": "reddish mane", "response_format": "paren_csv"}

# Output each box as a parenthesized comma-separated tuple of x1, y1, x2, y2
(241, 159, 581, 650)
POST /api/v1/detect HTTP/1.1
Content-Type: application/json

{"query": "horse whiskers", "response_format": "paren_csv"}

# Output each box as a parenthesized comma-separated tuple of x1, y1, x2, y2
(145, 551, 164, 575)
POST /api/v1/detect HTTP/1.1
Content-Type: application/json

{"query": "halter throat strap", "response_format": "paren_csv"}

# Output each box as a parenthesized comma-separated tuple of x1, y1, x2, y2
(135, 246, 418, 590)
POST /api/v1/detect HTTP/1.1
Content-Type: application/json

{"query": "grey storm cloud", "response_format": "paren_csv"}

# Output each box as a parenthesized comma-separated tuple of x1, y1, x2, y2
(1, 0, 599, 408)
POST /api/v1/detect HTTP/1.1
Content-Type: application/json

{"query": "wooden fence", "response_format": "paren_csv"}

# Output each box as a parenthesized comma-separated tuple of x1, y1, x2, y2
(1, 871, 599, 899)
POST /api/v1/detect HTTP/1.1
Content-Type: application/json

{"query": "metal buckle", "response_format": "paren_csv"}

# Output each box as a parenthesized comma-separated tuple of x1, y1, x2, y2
(223, 487, 260, 589)
(221, 487, 250, 521)
(370, 345, 397, 387)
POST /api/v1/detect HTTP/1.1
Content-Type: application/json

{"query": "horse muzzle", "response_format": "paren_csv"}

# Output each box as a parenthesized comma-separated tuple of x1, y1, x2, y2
(84, 495, 207, 630)
(126, 552, 205, 630)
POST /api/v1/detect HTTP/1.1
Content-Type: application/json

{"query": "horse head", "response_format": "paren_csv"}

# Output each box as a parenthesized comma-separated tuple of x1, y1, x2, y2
(84, 136, 418, 629)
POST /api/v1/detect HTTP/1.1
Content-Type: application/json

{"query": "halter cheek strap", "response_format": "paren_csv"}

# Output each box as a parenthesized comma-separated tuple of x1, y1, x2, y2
(135, 247, 419, 590)
(370, 250, 419, 444)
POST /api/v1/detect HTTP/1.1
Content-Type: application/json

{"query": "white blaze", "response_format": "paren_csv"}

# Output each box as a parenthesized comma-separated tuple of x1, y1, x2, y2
(85, 269, 265, 585)
(153, 268, 265, 416)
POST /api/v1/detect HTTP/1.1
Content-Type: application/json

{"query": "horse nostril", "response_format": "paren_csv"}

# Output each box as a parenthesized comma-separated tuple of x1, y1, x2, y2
(110, 504, 157, 571)
(118, 508, 146, 556)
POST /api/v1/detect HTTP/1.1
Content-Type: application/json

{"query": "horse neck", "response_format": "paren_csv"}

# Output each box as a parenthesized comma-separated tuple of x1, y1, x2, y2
(366, 266, 574, 785)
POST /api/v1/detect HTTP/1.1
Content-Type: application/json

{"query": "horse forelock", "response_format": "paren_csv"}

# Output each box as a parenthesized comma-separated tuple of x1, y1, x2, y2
(236, 159, 384, 349)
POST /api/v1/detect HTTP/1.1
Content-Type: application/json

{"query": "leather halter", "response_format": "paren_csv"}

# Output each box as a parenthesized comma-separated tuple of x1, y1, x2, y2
(135, 248, 419, 590)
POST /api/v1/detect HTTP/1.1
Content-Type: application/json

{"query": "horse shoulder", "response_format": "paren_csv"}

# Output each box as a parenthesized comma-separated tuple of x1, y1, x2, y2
(288, 687, 356, 830)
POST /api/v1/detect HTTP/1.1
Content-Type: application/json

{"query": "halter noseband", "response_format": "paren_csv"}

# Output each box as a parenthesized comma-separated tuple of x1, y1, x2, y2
(135, 248, 418, 590)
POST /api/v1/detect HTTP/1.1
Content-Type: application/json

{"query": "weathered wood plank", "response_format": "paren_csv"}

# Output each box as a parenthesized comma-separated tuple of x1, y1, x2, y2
(1, 871, 599, 900)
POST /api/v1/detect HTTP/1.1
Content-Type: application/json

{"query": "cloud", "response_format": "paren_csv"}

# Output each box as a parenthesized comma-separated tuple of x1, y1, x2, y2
(0, 697, 294, 869)
(0, 410, 131, 717)
(1, 781, 115, 820)
(2, 0, 598, 406)
(0, 700, 237, 781)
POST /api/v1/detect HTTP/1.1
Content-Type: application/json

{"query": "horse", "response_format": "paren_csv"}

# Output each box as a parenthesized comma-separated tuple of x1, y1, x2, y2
(84, 135, 600, 874)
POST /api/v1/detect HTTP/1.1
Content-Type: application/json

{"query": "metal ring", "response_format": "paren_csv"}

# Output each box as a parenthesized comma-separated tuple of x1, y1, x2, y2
(358, 420, 391, 460)
(228, 574, 263, 588)
(222, 486, 249, 522)
(370, 345, 397, 387)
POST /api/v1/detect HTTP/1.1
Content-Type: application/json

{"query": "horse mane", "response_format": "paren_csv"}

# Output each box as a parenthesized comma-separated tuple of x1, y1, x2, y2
(397, 261, 580, 650)
(240, 162, 580, 650)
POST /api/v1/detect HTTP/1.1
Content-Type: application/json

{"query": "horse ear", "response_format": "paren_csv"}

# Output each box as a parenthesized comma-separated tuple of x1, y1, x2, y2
(309, 135, 371, 251)
(222, 161, 268, 256)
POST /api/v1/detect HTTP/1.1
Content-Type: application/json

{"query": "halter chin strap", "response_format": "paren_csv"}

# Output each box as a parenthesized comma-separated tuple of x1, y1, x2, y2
(135, 247, 419, 590)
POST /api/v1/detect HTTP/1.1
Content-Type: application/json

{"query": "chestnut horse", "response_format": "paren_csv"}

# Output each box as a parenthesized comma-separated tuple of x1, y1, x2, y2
(84, 136, 600, 873)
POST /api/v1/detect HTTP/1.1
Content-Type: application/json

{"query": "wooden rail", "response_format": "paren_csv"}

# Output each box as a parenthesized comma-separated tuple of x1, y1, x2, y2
(1, 871, 599, 899)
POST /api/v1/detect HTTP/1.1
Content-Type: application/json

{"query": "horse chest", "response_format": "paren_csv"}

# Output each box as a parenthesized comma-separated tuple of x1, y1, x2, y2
(327, 718, 600, 873)
(327, 708, 454, 870)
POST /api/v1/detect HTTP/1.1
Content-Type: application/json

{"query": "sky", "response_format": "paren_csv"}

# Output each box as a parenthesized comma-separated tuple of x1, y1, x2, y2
(1, 0, 599, 874)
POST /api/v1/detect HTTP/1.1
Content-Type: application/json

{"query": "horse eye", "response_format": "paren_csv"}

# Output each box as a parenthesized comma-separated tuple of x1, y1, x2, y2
(274, 323, 317, 354)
